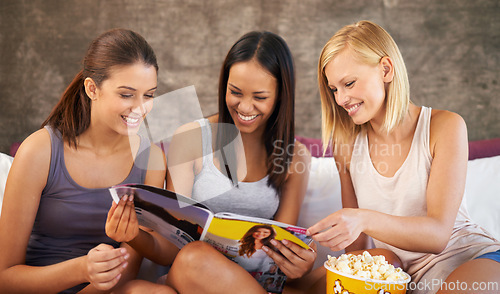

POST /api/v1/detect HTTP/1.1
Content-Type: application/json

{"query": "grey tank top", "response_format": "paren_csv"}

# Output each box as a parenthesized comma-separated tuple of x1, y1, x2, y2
(191, 119, 279, 219)
(26, 126, 150, 293)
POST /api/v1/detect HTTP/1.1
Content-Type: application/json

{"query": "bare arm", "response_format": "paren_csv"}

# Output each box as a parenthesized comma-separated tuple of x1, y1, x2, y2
(266, 142, 316, 280)
(0, 129, 80, 293)
(106, 142, 180, 266)
(273, 142, 311, 225)
(166, 122, 202, 197)
(336, 144, 371, 252)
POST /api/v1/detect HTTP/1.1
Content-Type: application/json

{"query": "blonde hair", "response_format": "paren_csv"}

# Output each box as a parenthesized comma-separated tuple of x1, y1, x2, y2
(318, 20, 410, 153)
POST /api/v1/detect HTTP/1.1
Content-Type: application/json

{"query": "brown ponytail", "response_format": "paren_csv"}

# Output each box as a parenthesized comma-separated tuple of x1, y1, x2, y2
(41, 70, 90, 147)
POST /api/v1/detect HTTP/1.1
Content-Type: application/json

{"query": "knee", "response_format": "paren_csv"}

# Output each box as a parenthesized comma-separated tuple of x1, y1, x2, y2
(172, 241, 218, 271)
(168, 241, 226, 287)
(119, 279, 176, 294)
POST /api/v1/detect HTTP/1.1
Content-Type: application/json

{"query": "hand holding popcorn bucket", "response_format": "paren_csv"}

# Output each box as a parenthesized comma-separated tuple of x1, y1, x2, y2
(324, 251, 411, 294)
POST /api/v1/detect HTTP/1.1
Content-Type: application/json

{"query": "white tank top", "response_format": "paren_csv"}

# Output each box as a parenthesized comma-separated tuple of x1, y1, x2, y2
(350, 106, 500, 293)
(191, 119, 279, 219)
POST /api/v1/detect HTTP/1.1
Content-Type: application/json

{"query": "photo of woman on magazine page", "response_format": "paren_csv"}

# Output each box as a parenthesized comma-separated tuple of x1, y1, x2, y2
(234, 225, 285, 292)
(236, 226, 277, 272)
(236, 225, 277, 272)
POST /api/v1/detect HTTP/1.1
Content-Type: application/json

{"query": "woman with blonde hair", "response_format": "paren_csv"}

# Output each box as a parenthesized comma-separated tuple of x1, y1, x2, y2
(308, 20, 500, 294)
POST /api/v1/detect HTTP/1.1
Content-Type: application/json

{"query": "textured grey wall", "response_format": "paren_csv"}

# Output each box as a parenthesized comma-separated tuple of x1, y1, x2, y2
(1, 0, 499, 155)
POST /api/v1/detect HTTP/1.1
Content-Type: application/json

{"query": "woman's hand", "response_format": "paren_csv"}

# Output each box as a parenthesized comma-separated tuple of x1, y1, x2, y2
(105, 195, 139, 243)
(85, 244, 130, 290)
(306, 208, 364, 251)
(262, 239, 317, 280)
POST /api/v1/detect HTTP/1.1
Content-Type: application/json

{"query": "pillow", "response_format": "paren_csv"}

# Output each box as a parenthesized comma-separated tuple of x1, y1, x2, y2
(0, 153, 14, 216)
(464, 155, 500, 240)
(295, 136, 333, 158)
(468, 138, 500, 160)
(297, 156, 344, 269)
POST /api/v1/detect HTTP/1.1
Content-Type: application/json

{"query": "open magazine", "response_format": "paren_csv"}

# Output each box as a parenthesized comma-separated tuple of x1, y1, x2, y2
(109, 183, 313, 293)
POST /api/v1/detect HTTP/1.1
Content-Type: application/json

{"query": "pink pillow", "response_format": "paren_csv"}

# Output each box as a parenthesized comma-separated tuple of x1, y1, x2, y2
(10, 142, 21, 157)
(468, 138, 500, 160)
(295, 136, 333, 157)
(295, 136, 500, 160)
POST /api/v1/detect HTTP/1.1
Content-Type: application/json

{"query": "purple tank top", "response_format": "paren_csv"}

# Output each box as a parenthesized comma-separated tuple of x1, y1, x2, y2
(25, 126, 150, 293)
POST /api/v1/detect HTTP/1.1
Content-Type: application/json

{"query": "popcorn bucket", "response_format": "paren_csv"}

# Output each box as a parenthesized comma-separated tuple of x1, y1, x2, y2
(325, 261, 410, 294)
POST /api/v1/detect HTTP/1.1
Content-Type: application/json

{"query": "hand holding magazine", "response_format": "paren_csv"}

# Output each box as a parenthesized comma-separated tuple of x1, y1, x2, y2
(109, 183, 313, 293)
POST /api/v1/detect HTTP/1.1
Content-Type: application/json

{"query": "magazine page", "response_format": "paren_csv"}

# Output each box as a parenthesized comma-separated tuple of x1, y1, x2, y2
(203, 215, 313, 293)
(109, 184, 214, 249)
(215, 212, 314, 246)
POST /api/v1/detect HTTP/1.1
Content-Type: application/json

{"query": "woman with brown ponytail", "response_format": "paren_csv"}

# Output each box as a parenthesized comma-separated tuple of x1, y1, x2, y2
(0, 28, 166, 293)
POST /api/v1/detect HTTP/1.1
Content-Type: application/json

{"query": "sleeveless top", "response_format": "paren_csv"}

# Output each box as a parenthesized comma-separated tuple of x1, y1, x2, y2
(26, 126, 150, 293)
(350, 107, 500, 294)
(191, 119, 279, 219)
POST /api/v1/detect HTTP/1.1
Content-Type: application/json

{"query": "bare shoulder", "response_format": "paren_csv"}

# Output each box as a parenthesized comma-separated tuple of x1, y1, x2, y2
(292, 141, 311, 164)
(9, 128, 52, 188)
(14, 128, 51, 166)
(147, 142, 167, 170)
(430, 109, 467, 140)
(173, 121, 203, 136)
(206, 114, 219, 124)
(429, 109, 468, 157)
(149, 143, 164, 158)
(286, 141, 311, 176)
(430, 109, 466, 133)
(168, 121, 203, 162)
(171, 121, 203, 147)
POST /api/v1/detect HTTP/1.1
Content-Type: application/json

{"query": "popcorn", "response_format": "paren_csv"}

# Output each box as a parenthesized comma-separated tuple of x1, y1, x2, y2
(325, 251, 408, 282)
(336, 260, 353, 275)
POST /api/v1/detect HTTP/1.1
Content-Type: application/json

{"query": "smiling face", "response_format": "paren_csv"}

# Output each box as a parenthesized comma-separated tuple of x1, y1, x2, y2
(324, 49, 390, 126)
(252, 228, 272, 240)
(90, 62, 157, 135)
(225, 59, 278, 136)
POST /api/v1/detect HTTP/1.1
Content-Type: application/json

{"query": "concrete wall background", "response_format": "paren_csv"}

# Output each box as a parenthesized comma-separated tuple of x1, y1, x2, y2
(1, 0, 499, 155)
